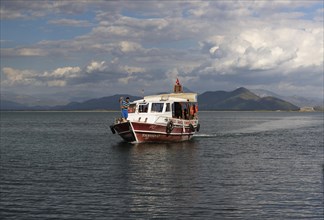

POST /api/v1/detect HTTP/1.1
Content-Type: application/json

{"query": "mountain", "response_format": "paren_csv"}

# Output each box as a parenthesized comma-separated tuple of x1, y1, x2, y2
(52, 94, 142, 111)
(1, 88, 299, 111)
(251, 89, 323, 108)
(0, 99, 54, 111)
(0, 100, 30, 110)
(52, 87, 299, 111)
(1, 91, 67, 106)
(198, 87, 299, 111)
(284, 96, 323, 108)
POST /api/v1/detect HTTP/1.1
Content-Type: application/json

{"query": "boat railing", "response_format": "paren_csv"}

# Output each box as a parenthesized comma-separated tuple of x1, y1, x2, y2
(154, 115, 198, 127)
(153, 115, 171, 124)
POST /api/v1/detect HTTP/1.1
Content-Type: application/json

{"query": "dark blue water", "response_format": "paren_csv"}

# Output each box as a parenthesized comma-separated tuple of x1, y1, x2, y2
(1, 111, 323, 219)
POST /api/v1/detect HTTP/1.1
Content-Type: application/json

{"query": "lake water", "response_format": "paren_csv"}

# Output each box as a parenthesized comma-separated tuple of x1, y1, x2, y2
(1, 111, 323, 219)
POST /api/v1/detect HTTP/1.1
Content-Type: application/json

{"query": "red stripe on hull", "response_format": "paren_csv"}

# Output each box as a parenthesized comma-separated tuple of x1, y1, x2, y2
(112, 121, 195, 143)
(132, 122, 194, 134)
(135, 132, 193, 143)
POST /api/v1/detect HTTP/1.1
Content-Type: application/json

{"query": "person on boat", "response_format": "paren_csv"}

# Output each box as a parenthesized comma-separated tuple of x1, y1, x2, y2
(174, 102, 182, 118)
(119, 97, 130, 121)
(190, 104, 196, 119)
(183, 108, 188, 120)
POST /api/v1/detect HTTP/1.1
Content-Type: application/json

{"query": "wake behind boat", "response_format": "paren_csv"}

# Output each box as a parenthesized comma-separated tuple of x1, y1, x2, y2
(110, 79, 200, 143)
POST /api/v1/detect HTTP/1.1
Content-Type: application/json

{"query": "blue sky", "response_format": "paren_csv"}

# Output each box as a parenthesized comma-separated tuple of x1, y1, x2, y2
(1, 0, 323, 103)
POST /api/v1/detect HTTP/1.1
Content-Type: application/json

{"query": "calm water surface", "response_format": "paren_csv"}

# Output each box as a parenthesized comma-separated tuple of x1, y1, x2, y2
(1, 111, 323, 219)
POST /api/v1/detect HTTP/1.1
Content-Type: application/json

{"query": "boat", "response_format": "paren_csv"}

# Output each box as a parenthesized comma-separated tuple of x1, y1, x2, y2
(110, 79, 200, 143)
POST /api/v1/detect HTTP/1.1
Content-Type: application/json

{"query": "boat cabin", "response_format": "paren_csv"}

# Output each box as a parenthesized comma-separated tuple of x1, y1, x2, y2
(127, 93, 198, 124)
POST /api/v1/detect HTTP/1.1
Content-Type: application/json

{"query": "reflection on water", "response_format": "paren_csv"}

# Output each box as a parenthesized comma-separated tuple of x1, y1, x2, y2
(112, 139, 197, 148)
(110, 141, 200, 217)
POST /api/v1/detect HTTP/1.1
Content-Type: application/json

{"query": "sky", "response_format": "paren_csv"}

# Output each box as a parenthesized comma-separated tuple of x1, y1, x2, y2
(1, 0, 323, 102)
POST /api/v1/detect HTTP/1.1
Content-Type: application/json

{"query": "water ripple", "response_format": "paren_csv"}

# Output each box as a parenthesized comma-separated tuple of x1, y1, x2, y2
(1, 112, 323, 219)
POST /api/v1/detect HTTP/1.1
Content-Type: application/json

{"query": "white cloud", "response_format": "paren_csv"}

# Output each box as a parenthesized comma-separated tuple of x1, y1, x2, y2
(48, 18, 92, 27)
(0, 7, 25, 19)
(1, 48, 47, 57)
(18, 48, 46, 56)
(1, 1, 323, 99)
(118, 76, 134, 84)
(2, 67, 38, 85)
(47, 80, 67, 87)
(44, 67, 81, 78)
(1, 60, 147, 90)
(86, 61, 106, 73)
(119, 41, 143, 53)
(199, 26, 322, 73)
(2, 66, 79, 87)
(0, 0, 90, 19)
(122, 66, 146, 74)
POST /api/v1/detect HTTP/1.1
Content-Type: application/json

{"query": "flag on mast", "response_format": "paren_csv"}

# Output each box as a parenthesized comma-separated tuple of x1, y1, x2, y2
(176, 78, 180, 85)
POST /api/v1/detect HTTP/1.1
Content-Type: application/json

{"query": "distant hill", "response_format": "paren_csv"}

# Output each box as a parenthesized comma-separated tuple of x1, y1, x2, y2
(44, 87, 300, 111)
(0, 100, 52, 111)
(0, 88, 299, 111)
(52, 94, 142, 111)
(0, 100, 29, 110)
(1, 91, 67, 106)
(251, 89, 323, 108)
(198, 87, 299, 111)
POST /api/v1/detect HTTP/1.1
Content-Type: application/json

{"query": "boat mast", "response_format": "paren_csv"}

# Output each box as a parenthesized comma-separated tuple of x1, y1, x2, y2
(174, 78, 183, 93)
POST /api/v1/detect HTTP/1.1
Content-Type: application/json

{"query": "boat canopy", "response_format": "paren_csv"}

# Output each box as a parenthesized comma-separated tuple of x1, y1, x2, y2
(143, 93, 197, 102)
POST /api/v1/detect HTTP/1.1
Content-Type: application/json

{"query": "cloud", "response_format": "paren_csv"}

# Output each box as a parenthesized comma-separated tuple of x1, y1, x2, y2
(47, 80, 67, 87)
(0, 0, 90, 19)
(86, 61, 107, 73)
(1, 1, 323, 99)
(44, 67, 81, 78)
(48, 19, 92, 27)
(196, 26, 322, 75)
(118, 41, 143, 53)
(1, 48, 48, 57)
(2, 66, 82, 87)
(1, 67, 41, 86)
(1, 60, 147, 89)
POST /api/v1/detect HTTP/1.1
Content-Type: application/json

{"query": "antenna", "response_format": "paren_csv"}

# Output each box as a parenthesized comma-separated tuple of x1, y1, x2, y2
(141, 89, 144, 98)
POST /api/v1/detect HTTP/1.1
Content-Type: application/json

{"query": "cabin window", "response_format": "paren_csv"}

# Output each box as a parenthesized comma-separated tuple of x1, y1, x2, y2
(139, 103, 149, 113)
(128, 104, 136, 113)
(165, 103, 171, 112)
(151, 103, 164, 113)
(172, 102, 197, 119)
(174, 102, 182, 118)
